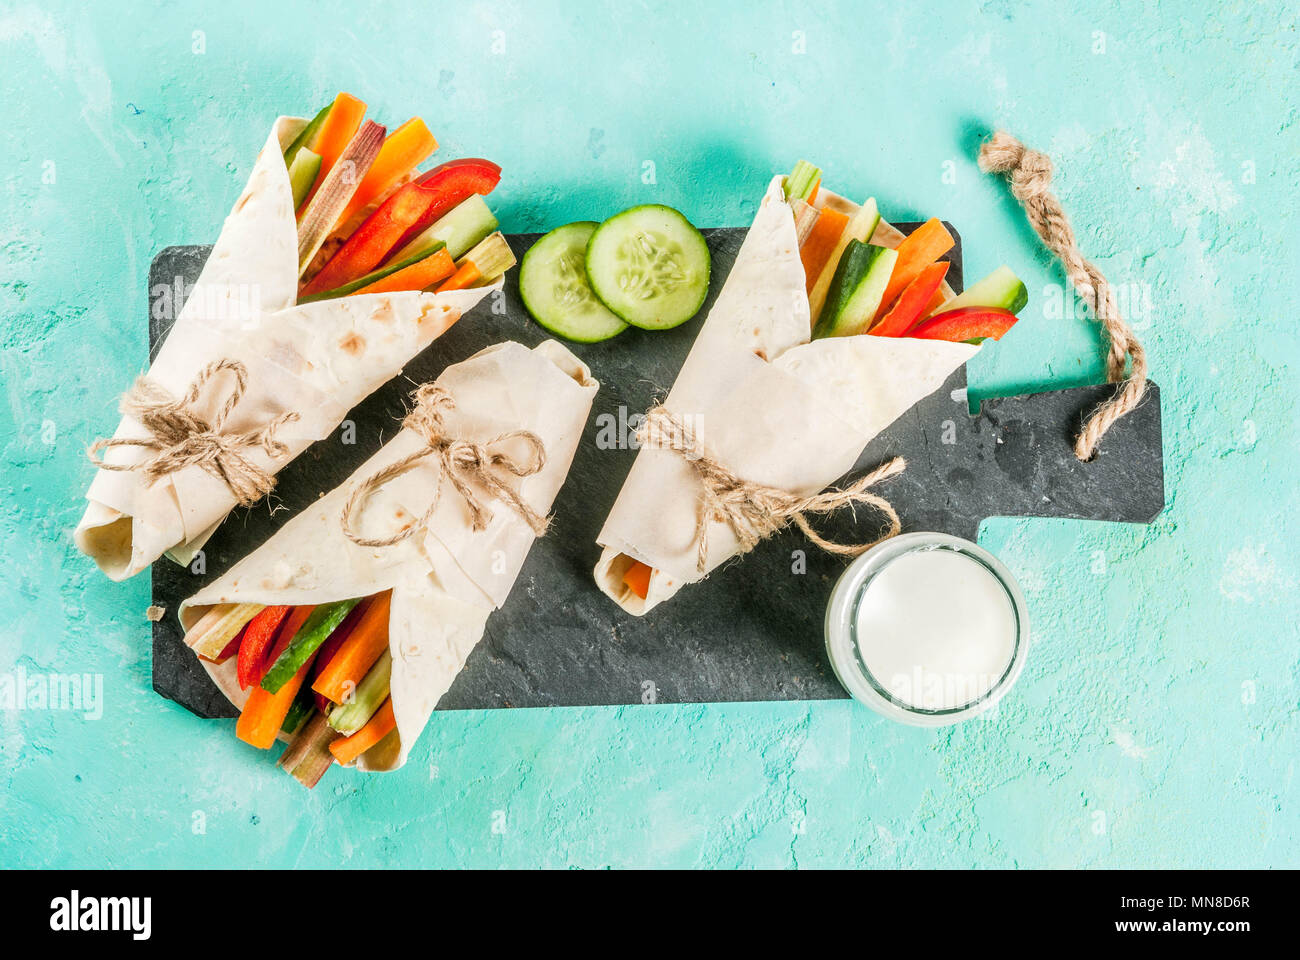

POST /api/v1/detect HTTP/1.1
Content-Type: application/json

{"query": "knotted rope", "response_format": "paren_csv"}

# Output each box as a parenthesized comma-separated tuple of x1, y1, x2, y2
(341, 384, 550, 548)
(88, 358, 298, 506)
(978, 130, 1148, 461)
(640, 406, 906, 574)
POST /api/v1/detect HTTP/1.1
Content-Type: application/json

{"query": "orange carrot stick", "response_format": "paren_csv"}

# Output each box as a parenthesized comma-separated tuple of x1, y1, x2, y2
(872, 218, 954, 322)
(236, 653, 317, 750)
(869, 260, 951, 338)
(329, 698, 396, 765)
(623, 561, 652, 600)
(338, 118, 438, 226)
(434, 260, 481, 293)
(312, 591, 392, 704)
(301, 92, 367, 209)
(799, 207, 849, 294)
(352, 247, 454, 295)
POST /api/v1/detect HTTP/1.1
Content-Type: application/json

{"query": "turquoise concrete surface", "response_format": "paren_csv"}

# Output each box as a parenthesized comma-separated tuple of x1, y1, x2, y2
(2, 0, 1297, 868)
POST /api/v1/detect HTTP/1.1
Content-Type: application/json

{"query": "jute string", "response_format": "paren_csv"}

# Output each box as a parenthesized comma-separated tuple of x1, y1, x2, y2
(341, 384, 550, 548)
(978, 130, 1148, 461)
(640, 406, 906, 574)
(88, 358, 298, 506)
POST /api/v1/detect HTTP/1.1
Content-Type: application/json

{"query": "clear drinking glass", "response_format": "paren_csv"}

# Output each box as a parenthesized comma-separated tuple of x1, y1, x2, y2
(824, 531, 1030, 727)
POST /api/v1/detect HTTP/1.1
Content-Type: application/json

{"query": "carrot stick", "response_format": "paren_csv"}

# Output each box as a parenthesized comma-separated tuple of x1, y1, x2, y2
(623, 561, 652, 600)
(339, 118, 438, 226)
(869, 260, 951, 338)
(799, 207, 849, 294)
(872, 217, 954, 323)
(301, 92, 367, 209)
(329, 698, 396, 765)
(434, 260, 481, 293)
(353, 247, 454, 295)
(311, 591, 392, 704)
(236, 652, 318, 750)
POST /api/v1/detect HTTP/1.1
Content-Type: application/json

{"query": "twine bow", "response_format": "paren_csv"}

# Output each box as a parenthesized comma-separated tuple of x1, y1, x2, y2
(640, 406, 906, 574)
(978, 130, 1148, 461)
(88, 358, 298, 506)
(341, 384, 550, 548)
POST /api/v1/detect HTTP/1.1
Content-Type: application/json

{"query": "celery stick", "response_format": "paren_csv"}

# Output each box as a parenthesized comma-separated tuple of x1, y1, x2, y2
(389, 194, 499, 264)
(287, 148, 322, 210)
(185, 603, 262, 659)
(461, 231, 516, 284)
(784, 160, 821, 201)
(261, 598, 361, 694)
(790, 199, 819, 246)
(297, 121, 385, 275)
(278, 713, 338, 789)
(327, 650, 392, 735)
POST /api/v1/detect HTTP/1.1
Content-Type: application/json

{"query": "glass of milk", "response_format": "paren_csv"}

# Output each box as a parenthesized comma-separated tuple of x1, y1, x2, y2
(825, 532, 1029, 726)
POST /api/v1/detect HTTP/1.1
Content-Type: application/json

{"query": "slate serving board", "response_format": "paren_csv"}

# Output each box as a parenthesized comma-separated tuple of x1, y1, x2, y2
(149, 225, 1164, 716)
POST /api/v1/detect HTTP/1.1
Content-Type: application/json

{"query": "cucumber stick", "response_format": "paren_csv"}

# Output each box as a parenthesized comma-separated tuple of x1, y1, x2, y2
(328, 650, 392, 735)
(813, 241, 898, 339)
(932, 265, 1028, 315)
(808, 198, 879, 324)
(390, 194, 499, 264)
(283, 103, 330, 168)
(287, 148, 321, 210)
(520, 221, 628, 342)
(298, 241, 446, 303)
(585, 205, 710, 331)
(281, 687, 315, 736)
(261, 598, 361, 694)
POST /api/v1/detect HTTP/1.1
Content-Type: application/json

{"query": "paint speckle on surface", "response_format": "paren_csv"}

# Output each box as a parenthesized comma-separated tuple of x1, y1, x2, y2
(1, 0, 1297, 868)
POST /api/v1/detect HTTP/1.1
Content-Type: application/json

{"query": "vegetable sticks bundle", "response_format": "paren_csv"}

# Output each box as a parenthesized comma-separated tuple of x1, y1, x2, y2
(77, 94, 517, 582)
(597, 163, 1028, 614)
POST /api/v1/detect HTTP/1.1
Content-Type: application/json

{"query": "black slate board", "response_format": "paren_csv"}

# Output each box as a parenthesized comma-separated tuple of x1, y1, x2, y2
(150, 226, 1164, 716)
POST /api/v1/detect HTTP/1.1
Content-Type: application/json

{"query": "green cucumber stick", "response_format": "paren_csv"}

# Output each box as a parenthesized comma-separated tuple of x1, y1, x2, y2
(284, 103, 331, 167)
(328, 650, 393, 736)
(261, 598, 361, 694)
(288, 149, 322, 210)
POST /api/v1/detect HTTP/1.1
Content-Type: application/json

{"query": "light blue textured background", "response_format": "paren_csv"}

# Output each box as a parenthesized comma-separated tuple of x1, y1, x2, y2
(2, 0, 1297, 868)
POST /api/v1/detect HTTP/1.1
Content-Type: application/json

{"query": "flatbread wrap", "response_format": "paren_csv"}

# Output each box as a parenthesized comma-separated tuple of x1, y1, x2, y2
(177, 339, 598, 786)
(596, 163, 1028, 614)
(77, 94, 515, 580)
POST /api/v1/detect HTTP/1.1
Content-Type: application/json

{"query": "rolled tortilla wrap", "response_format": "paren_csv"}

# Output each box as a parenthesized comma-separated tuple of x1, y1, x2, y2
(75, 116, 502, 581)
(595, 175, 980, 614)
(180, 339, 598, 771)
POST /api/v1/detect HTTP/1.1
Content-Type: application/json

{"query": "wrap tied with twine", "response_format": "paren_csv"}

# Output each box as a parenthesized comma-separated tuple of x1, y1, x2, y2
(639, 406, 906, 574)
(87, 358, 299, 506)
(978, 130, 1148, 461)
(341, 384, 550, 548)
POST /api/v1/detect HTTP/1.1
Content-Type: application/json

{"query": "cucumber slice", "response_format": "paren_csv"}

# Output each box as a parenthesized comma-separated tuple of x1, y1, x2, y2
(520, 222, 628, 343)
(585, 205, 710, 331)
(933, 265, 1028, 315)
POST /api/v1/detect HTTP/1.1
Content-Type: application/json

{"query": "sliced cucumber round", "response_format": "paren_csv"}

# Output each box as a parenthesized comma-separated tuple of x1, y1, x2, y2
(585, 205, 710, 331)
(520, 221, 629, 343)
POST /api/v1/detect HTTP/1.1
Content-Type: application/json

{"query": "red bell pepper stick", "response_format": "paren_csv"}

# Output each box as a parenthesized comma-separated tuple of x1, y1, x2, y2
(300, 183, 438, 296)
(385, 158, 502, 260)
(236, 605, 292, 690)
(302, 158, 502, 296)
(907, 306, 1019, 343)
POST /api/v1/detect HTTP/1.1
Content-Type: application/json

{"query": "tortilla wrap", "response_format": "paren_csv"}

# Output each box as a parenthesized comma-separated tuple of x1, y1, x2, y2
(75, 116, 502, 581)
(595, 174, 980, 614)
(180, 339, 598, 771)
